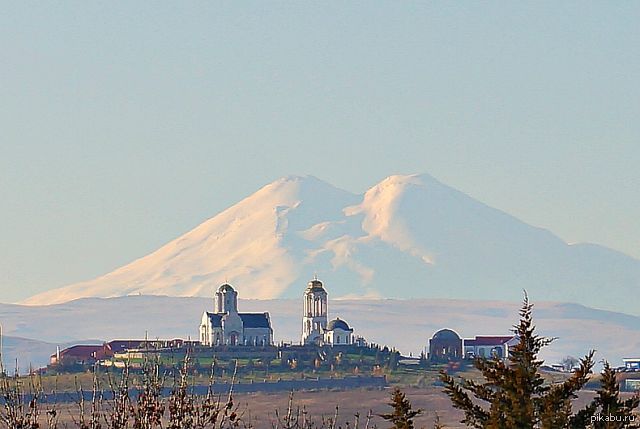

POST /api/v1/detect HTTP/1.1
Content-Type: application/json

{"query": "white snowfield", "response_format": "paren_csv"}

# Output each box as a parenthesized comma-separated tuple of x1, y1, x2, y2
(22, 174, 640, 315)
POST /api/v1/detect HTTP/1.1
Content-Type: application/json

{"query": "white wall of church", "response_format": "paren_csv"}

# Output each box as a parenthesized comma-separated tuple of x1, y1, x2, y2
(243, 327, 272, 346)
(324, 328, 353, 346)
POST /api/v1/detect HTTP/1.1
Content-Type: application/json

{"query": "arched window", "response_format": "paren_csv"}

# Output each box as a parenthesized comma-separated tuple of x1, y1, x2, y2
(492, 347, 502, 358)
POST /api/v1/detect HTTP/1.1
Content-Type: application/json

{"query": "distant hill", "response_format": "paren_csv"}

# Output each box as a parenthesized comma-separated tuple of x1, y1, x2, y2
(22, 174, 640, 314)
(3, 295, 640, 370)
(1, 335, 102, 374)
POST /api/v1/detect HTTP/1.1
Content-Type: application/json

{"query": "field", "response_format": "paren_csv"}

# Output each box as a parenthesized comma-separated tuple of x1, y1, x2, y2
(4, 361, 612, 429)
(25, 386, 610, 429)
(231, 387, 464, 428)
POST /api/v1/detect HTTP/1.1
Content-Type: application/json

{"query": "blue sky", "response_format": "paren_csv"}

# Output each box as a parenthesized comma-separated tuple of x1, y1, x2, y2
(1, 2, 639, 302)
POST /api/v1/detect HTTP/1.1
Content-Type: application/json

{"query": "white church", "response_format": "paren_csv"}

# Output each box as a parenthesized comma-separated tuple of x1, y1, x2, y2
(199, 283, 273, 346)
(198, 278, 360, 348)
(301, 278, 358, 346)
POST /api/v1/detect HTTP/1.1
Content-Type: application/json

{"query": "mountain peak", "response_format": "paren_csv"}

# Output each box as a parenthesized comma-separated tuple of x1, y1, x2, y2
(375, 173, 443, 189)
(22, 173, 640, 314)
(259, 175, 353, 199)
(272, 174, 321, 186)
(278, 174, 322, 182)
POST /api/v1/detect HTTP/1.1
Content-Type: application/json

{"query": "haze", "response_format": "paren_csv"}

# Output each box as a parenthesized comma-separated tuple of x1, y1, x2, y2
(1, 2, 639, 302)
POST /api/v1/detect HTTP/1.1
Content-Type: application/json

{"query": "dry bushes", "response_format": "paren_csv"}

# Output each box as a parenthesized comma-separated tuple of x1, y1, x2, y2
(0, 357, 382, 429)
(0, 357, 249, 429)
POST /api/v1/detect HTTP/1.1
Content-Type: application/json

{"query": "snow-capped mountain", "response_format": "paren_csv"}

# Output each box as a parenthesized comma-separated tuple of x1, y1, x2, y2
(23, 174, 640, 314)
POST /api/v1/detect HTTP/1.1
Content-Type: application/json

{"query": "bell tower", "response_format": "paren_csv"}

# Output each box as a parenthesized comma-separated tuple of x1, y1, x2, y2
(302, 277, 328, 345)
(215, 283, 238, 314)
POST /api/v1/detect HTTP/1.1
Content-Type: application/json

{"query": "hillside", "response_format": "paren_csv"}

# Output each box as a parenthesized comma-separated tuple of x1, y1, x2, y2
(3, 295, 640, 371)
(0, 336, 102, 374)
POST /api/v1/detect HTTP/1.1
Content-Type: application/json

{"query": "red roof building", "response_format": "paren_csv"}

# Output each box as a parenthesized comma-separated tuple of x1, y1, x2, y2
(463, 335, 518, 359)
(50, 344, 110, 366)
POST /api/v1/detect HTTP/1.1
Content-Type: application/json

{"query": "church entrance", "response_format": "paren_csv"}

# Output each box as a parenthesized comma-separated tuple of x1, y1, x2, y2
(229, 332, 238, 346)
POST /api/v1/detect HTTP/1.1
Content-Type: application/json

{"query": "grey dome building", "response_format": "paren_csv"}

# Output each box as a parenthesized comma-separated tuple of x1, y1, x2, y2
(428, 328, 462, 362)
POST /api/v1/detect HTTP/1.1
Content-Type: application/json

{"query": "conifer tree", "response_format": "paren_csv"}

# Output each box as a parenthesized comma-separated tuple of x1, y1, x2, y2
(572, 361, 640, 429)
(388, 350, 400, 371)
(379, 387, 423, 429)
(433, 412, 445, 429)
(440, 293, 595, 428)
(418, 351, 428, 368)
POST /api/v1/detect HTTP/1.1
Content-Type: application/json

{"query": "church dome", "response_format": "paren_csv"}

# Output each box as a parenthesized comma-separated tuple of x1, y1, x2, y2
(218, 283, 235, 293)
(306, 278, 326, 292)
(327, 318, 351, 331)
(432, 328, 461, 341)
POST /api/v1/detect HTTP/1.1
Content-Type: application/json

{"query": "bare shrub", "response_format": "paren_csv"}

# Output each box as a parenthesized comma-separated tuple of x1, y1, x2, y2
(270, 392, 375, 429)
(0, 363, 58, 429)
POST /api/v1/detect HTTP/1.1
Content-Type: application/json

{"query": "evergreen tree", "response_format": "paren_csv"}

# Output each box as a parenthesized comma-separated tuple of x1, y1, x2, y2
(440, 293, 595, 428)
(418, 351, 428, 368)
(375, 348, 383, 365)
(572, 361, 640, 428)
(388, 350, 400, 371)
(379, 388, 423, 429)
(433, 412, 445, 429)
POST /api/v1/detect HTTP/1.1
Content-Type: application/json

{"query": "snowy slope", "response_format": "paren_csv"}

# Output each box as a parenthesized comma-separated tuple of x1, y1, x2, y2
(22, 174, 640, 314)
(23, 175, 359, 304)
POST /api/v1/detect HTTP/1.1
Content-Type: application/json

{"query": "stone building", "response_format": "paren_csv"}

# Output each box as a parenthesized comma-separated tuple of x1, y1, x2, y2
(463, 335, 518, 359)
(428, 328, 463, 362)
(199, 283, 273, 346)
(323, 318, 354, 345)
(301, 277, 359, 346)
(302, 278, 328, 345)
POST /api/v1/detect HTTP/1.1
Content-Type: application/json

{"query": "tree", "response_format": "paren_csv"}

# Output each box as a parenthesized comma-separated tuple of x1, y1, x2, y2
(433, 412, 445, 429)
(418, 351, 428, 368)
(388, 351, 400, 370)
(375, 348, 383, 365)
(379, 387, 423, 429)
(440, 293, 596, 428)
(561, 356, 580, 372)
(572, 361, 640, 428)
